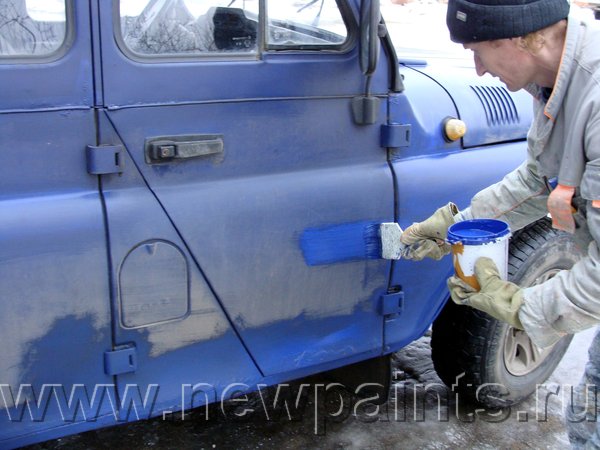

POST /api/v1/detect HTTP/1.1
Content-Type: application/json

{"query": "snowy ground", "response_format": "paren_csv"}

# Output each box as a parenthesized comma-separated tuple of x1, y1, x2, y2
(26, 327, 595, 449)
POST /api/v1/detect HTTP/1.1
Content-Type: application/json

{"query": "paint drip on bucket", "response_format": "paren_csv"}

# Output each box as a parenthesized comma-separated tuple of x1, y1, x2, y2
(447, 219, 511, 290)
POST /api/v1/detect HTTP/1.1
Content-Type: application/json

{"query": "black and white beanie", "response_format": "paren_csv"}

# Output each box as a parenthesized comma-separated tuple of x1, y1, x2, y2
(446, 0, 570, 43)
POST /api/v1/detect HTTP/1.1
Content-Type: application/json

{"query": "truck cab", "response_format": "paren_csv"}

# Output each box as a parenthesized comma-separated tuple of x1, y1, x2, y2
(1, 1, 564, 447)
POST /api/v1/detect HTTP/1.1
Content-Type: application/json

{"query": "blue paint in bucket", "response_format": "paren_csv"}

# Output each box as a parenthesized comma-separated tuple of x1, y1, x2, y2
(447, 219, 511, 245)
(447, 219, 511, 289)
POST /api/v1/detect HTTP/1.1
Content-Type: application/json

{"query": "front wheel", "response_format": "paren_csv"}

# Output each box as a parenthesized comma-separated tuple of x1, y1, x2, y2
(431, 218, 583, 407)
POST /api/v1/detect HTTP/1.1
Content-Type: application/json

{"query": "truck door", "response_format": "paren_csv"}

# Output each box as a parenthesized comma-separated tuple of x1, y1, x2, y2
(0, 1, 115, 446)
(97, 0, 394, 401)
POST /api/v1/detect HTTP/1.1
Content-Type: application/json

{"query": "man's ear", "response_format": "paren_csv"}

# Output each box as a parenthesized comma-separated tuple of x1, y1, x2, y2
(517, 32, 545, 53)
(515, 37, 528, 50)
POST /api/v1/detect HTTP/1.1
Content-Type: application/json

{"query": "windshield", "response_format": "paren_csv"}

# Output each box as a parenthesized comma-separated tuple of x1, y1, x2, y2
(382, 0, 472, 63)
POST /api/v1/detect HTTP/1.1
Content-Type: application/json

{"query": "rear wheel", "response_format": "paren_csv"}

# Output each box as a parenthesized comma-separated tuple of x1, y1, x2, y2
(431, 218, 583, 407)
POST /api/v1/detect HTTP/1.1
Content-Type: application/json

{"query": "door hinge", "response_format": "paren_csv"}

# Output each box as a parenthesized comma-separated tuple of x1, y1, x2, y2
(86, 145, 124, 175)
(381, 124, 411, 148)
(104, 344, 137, 376)
(379, 289, 404, 316)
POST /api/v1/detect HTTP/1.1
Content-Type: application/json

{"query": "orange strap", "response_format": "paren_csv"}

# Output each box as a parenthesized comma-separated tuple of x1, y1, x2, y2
(547, 184, 576, 233)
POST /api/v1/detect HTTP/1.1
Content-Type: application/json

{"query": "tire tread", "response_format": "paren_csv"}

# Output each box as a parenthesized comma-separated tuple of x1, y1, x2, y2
(431, 217, 576, 407)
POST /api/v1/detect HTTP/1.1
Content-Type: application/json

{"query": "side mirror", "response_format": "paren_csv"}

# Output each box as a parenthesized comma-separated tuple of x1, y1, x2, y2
(359, 0, 381, 76)
(353, 0, 382, 124)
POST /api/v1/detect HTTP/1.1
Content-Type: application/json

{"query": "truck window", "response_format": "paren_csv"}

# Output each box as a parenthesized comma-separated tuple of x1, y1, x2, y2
(119, 0, 261, 56)
(266, 0, 348, 49)
(0, 0, 67, 58)
(118, 0, 350, 58)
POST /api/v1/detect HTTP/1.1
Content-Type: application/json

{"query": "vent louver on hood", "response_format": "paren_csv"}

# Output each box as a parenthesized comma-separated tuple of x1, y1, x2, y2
(408, 65, 533, 148)
(470, 85, 520, 126)
(445, 76, 532, 148)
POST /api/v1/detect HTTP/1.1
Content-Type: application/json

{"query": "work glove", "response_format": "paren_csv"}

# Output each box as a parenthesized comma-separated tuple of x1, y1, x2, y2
(400, 202, 459, 260)
(447, 257, 525, 329)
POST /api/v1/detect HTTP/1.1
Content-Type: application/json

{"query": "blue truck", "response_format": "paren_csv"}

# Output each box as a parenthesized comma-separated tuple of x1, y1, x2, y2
(0, 0, 581, 447)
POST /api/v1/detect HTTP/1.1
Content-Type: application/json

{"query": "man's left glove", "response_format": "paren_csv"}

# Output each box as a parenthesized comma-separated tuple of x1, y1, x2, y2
(447, 257, 525, 329)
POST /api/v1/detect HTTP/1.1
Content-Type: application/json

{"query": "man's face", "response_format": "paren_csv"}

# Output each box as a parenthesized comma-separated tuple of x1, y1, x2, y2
(463, 39, 534, 92)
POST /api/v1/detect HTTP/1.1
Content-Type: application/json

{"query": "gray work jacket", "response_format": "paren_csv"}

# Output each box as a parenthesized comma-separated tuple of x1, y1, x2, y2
(462, 16, 600, 348)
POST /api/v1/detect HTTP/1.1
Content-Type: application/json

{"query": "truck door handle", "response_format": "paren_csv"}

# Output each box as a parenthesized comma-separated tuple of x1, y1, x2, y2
(145, 134, 224, 164)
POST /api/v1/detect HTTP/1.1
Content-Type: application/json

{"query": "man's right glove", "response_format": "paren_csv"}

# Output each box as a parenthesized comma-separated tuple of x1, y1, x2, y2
(400, 202, 459, 261)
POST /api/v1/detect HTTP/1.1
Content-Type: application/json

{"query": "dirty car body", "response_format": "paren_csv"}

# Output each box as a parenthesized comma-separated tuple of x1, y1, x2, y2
(0, 0, 532, 447)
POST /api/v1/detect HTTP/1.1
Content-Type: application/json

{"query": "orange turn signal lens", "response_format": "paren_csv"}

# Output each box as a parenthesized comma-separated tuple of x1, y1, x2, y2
(444, 118, 467, 142)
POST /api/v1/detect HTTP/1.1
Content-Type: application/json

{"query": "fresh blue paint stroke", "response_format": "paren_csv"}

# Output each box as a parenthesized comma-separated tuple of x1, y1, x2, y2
(300, 220, 383, 266)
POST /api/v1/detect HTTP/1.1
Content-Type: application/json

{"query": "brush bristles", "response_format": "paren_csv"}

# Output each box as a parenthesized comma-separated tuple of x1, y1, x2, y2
(363, 223, 383, 259)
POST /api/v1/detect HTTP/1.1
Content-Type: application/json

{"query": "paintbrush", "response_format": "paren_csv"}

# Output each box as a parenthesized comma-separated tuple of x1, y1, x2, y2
(300, 221, 406, 266)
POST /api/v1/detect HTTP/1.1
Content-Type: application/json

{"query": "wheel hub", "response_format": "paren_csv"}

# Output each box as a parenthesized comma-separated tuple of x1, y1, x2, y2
(503, 327, 554, 376)
(503, 268, 561, 376)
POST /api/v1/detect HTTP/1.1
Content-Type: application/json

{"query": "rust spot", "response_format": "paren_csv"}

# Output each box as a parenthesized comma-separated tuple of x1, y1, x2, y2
(451, 243, 480, 291)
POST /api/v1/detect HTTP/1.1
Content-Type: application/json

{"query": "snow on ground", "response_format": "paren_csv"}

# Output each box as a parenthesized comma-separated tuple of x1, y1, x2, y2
(27, 327, 596, 449)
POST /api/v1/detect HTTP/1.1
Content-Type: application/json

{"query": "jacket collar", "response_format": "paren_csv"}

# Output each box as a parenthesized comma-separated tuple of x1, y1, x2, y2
(525, 16, 580, 121)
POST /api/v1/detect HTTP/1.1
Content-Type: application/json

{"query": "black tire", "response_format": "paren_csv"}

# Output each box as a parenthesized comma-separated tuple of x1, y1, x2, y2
(431, 217, 584, 407)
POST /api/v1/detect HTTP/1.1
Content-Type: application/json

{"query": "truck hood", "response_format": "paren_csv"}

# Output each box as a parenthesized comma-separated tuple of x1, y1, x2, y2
(406, 62, 534, 148)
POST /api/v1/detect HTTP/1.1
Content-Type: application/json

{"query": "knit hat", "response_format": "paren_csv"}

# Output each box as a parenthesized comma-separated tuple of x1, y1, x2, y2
(446, 0, 570, 43)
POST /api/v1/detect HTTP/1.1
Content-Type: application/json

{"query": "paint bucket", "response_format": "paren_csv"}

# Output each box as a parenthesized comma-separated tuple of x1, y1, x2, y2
(447, 219, 511, 291)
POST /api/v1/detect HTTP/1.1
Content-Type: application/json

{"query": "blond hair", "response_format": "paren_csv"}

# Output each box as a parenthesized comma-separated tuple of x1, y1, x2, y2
(518, 19, 567, 54)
